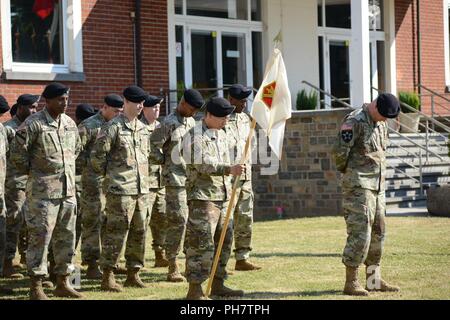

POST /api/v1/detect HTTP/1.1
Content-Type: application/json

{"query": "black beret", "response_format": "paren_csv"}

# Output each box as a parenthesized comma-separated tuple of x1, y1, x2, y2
(42, 82, 69, 99)
(123, 86, 147, 103)
(183, 89, 204, 109)
(10, 104, 18, 116)
(17, 94, 40, 106)
(228, 84, 252, 100)
(0, 95, 9, 114)
(377, 93, 400, 119)
(144, 95, 163, 108)
(104, 94, 124, 108)
(76, 103, 97, 121)
(206, 97, 235, 117)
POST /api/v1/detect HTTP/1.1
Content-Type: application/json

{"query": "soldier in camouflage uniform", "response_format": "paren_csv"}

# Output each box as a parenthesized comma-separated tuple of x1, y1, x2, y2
(78, 95, 123, 279)
(0, 120, 14, 295)
(150, 89, 204, 282)
(141, 95, 169, 268)
(91, 86, 150, 292)
(332, 93, 401, 296)
(74, 103, 97, 250)
(3, 94, 38, 279)
(184, 97, 244, 300)
(226, 84, 261, 271)
(10, 83, 83, 300)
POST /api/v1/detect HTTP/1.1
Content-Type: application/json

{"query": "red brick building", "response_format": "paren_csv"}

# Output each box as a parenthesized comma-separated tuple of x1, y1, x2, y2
(0, 0, 448, 118)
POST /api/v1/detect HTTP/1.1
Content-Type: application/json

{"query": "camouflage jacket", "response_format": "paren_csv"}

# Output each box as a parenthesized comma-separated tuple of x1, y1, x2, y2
(150, 109, 196, 187)
(78, 112, 107, 191)
(3, 116, 27, 190)
(185, 121, 232, 201)
(0, 123, 8, 196)
(10, 108, 81, 199)
(224, 111, 253, 181)
(91, 114, 150, 195)
(332, 105, 389, 191)
(141, 117, 163, 189)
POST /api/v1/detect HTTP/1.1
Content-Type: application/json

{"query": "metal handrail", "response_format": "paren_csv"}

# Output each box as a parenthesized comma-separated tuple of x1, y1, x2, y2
(387, 164, 422, 186)
(302, 81, 352, 109)
(419, 84, 450, 104)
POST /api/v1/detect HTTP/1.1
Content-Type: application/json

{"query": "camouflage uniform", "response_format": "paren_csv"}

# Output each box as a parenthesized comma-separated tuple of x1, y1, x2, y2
(78, 112, 107, 264)
(225, 112, 254, 261)
(10, 108, 81, 276)
(333, 105, 388, 268)
(3, 116, 27, 261)
(184, 122, 233, 284)
(141, 117, 167, 252)
(91, 114, 150, 270)
(150, 109, 196, 260)
(0, 124, 8, 275)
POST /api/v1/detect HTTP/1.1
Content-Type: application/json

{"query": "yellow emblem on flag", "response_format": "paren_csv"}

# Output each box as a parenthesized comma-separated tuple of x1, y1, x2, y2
(262, 81, 277, 109)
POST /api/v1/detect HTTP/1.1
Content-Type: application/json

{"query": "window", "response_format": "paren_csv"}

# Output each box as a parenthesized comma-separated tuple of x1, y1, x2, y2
(1, 0, 84, 81)
(176, 0, 262, 21)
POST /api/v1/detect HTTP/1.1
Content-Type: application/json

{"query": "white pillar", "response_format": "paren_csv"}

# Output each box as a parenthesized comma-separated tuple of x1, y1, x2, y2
(385, 0, 397, 96)
(350, 0, 371, 107)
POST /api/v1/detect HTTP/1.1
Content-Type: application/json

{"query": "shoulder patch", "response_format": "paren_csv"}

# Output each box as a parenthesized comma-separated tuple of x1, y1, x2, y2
(341, 122, 354, 143)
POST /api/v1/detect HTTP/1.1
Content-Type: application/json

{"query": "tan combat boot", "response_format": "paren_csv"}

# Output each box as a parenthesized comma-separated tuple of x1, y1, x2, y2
(343, 266, 369, 296)
(86, 261, 103, 280)
(167, 259, 185, 282)
(235, 259, 262, 271)
(154, 250, 169, 268)
(186, 283, 211, 300)
(53, 275, 84, 299)
(211, 277, 244, 297)
(2, 259, 24, 279)
(101, 268, 123, 292)
(365, 266, 400, 292)
(29, 276, 50, 300)
(124, 268, 147, 288)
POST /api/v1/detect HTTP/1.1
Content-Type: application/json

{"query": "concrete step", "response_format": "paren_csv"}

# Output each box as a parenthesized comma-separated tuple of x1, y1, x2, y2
(385, 195, 427, 208)
(387, 158, 450, 167)
(386, 175, 450, 186)
(386, 165, 450, 178)
(385, 188, 422, 198)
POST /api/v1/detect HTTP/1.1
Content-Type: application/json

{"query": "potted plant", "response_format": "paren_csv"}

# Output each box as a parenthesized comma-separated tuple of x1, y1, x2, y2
(398, 91, 421, 133)
(296, 89, 318, 111)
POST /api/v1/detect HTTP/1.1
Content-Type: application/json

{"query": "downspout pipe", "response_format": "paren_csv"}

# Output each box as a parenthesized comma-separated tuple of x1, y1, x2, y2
(135, 0, 143, 87)
(416, 0, 422, 95)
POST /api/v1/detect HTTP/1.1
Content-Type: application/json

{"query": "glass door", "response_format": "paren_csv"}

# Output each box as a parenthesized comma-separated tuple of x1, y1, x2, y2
(222, 32, 247, 87)
(191, 29, 218, 98)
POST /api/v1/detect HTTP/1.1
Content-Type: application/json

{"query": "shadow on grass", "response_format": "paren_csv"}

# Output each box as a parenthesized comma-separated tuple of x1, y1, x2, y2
(244, 290, 342, 299)
(252, 252, 341, 258)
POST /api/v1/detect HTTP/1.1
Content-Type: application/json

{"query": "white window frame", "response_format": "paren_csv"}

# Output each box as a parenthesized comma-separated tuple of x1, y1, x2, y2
(444, 0, 450, 87)
(168, 0, 263, 97)
(1, 0, 84, 78)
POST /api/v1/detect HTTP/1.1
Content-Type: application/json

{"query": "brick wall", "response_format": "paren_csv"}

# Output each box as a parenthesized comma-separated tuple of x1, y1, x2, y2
(0, 0, 169, 121)
(252, 109, 351, 220)
(395, 0, 448, 115)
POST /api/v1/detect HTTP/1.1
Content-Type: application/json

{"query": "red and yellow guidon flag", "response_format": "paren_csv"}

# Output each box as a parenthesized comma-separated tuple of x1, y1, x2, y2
(251, 48, 292, 159)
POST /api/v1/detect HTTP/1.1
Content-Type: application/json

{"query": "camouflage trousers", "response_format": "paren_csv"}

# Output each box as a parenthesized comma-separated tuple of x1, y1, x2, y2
(342, 187, 386, 268)
(0, 195, 5, 274)
(80, 186, 106, 264)
(148, 187, 167, 252)
(101, 193, 149, 270)
(233, 180, 254, 261)
(26, 196, 77, 276)
(75, 188, 82, 250)
(4, 188, 26, 260)
(164, 187, 188, 260)
(185, 200, 233, 284)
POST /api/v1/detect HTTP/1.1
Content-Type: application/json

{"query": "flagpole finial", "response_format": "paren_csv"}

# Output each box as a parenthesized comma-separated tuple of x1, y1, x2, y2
(273, 30, 282, 45)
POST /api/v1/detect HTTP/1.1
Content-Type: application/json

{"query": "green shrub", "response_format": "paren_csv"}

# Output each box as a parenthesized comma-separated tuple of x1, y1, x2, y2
(296, 89, 318, 111)
(398, 91, 421, 113)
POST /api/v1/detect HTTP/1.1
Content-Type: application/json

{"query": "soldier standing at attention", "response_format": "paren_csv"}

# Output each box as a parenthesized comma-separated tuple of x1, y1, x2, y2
(2, 94, 38, 279)
(91, 86, 150, 292)
(0, 121, 12, 294)
(333, 93, 401, 296)
(150, 89, 204, 282)
(184, 97, 245, 300)
(226, 84, 261, 271)
(78, 95, 123, 279)
(11, 82, 83, 300)
(141, 95, 169, 268)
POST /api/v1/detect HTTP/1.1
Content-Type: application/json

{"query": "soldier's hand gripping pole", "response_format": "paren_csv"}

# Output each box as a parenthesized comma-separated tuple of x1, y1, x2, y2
(205, 118, 257, 298)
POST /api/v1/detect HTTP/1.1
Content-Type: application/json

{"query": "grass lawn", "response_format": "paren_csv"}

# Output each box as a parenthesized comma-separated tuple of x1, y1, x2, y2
(1, 216, 449, 300)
